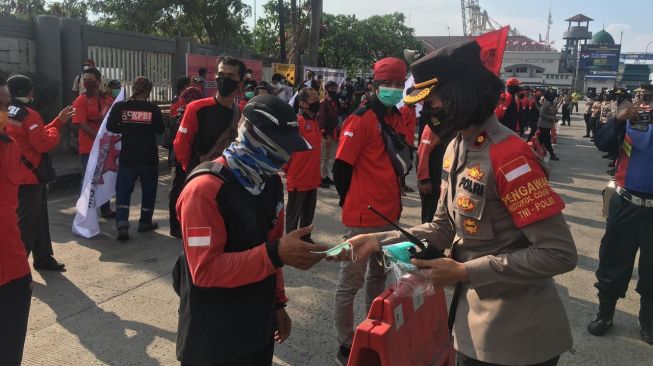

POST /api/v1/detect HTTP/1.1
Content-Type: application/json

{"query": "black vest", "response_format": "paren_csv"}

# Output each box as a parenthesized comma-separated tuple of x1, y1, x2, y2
(175, 162, 283, 364)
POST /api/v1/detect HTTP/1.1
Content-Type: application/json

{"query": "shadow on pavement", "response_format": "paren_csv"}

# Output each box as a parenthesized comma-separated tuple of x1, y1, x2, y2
(32, 272, 176, 366)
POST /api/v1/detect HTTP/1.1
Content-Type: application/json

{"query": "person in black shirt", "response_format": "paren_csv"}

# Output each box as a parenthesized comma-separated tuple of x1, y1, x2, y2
(107, 76, 164, 241)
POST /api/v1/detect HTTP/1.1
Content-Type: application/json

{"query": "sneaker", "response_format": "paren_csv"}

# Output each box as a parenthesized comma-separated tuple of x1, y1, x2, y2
(583, 134, 590, 138)
(137, 221, 159, 233)
(117, 227, 130, 241)
(587, 316, 614, 336)
(550, 154, 560, 161)
(320, 178, 331, 189)
(335, 345, 350, 366)
(33, 255, 66, 272)
(607, 168, 616, 176)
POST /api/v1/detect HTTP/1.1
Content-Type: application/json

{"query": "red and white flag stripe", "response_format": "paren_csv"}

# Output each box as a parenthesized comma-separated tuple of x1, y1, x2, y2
(187, 227, 211, 247)
(500, 156, 532, 182)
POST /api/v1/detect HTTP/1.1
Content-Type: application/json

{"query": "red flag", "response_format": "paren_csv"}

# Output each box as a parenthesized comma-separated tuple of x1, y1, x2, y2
(476, 26, 510, 75)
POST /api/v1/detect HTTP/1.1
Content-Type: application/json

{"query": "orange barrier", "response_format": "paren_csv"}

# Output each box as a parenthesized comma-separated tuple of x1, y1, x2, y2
(348, 276, 455, 366)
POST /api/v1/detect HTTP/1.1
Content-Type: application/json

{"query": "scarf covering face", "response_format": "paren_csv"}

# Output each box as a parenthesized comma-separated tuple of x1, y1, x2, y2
(223, 122, 291, 195)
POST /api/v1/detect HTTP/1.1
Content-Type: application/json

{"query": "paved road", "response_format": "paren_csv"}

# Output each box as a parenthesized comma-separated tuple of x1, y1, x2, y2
(21, 114, 651, 365)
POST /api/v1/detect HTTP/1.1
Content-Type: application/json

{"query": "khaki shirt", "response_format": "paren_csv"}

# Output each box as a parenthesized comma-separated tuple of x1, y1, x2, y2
(378, 116, 577, 365)
(600, 101, 612, 124)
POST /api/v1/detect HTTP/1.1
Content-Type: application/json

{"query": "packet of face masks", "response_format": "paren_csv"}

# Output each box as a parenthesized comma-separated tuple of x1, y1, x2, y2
(382, 241, 438, 298)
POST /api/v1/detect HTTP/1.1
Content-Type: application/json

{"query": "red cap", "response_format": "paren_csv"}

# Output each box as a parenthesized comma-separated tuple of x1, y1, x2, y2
(373, 57, 407, 82)
(506, 77, 521, 87)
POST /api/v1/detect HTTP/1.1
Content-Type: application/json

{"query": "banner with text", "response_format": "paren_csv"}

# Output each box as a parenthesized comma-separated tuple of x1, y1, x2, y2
(72, 89, 124, 238)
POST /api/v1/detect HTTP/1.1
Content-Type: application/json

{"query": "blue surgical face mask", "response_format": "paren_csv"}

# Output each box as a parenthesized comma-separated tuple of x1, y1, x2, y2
(377, 86, 404, 107)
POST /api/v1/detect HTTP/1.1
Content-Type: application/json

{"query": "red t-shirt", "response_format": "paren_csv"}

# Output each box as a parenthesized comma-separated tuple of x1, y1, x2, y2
(72, 93, 114, 154)
(336, 108, 402, 227)
(284, 114, 322, 191)
(0, 135, 30, 286)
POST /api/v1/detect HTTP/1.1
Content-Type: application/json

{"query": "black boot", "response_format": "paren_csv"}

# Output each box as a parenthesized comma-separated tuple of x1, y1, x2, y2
(588, 295, 617, 336)
(640, 298, 653, 345)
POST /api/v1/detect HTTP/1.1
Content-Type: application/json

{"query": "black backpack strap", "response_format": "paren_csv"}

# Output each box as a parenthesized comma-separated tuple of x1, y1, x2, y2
(184, 160, 227, 185)
(352, 104, 369, 117)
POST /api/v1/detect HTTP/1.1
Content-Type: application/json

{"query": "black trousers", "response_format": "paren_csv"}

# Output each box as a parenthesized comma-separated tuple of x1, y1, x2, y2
(584, 114, 591, 135)
(285, 189, 317, 239)
(169, 165, 187, 232)
(526, 120, 538, 142)
(457, 353, 559, 366)
(537, 127, 554, 155)
(181, 340, 274, 366)
(561, 107, 571, 125)
(590, 117, 600, 137)
(595, 194, 653, 301)
(419, 180, 441, 224)
(18, 184, 54, 262)
(0, 274, 32, 366)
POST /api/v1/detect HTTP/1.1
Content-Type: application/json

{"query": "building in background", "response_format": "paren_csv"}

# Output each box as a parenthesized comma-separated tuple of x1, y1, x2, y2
(418, 35, 574, 89)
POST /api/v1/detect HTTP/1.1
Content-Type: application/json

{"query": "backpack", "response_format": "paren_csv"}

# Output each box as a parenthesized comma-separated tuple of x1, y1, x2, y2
(162, 107, 184, 150)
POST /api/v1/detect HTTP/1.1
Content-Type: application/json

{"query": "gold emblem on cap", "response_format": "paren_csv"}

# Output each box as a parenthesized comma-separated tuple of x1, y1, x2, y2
(403, 85, 436, 105)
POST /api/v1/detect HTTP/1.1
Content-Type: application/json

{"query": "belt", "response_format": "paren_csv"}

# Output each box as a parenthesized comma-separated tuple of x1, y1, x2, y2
(616, 186, 653, 208)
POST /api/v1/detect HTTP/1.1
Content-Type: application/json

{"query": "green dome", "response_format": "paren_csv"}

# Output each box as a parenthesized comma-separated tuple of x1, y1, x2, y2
(592, 29, 615, 45)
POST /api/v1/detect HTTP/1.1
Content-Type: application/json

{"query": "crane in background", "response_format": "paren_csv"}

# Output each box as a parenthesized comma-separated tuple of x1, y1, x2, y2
(460, 0, 519, 36)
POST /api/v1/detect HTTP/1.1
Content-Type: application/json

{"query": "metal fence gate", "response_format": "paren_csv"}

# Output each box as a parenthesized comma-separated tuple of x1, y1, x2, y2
(88, 46, 173, 102)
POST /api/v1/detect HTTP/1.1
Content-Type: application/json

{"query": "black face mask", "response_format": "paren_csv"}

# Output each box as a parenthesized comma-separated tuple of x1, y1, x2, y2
(507, 85, 521, 95)
(327, 90, 337, 99)
(308, 101, 320, 114)
(420, 106, 448, 134)
(216, 76, 239, 97)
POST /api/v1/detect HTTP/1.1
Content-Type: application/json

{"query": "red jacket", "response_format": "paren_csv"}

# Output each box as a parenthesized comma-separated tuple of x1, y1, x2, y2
(6, 103, 64, 185)
(416, 127, 440, 182)
(176, 158, 287, 302)
(0, 134, 30, 286)
(336, 106, 402, 227)
(284, 114, 322, 191)
(400, 104, 417, 146)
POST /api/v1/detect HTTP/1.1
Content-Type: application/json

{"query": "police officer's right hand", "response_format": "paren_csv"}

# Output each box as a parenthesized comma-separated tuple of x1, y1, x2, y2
(278, 226, 328, 270)
(617, 104, 639, 123)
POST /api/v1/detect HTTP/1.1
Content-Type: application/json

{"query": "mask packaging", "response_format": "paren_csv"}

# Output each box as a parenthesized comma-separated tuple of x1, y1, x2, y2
(382, 241, 438, 297)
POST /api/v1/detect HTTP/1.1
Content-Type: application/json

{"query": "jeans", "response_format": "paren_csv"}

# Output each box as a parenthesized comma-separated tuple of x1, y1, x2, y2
(335, 224, 396, 347)
(0, 274, 32, 366)
(115, 164, 159, 229)
(80, 154, 112, 213)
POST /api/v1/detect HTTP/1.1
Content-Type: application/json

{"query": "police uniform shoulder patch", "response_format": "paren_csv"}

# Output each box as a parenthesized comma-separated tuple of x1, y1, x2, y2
(463, 219, 478, 235)
(489, 135, 565, 228)
(456, 195, 475, 211)
(467, 163, 485, 180)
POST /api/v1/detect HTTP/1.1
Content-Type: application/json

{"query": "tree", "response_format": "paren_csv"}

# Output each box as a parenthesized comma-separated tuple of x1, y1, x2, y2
(0, 0, 88, 22)
(89, 0, 252, 48)
(253, 0, 310, 60)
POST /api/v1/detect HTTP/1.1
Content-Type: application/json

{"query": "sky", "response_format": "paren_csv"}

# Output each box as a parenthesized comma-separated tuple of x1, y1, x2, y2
(244, 0, 653, 53)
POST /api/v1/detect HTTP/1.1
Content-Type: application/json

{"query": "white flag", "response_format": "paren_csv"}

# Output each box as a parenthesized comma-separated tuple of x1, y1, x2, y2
(72, 89, 125, 238)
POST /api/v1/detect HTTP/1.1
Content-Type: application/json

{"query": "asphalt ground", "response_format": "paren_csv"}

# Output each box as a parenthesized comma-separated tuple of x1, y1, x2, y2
(20, 113, 652, 365)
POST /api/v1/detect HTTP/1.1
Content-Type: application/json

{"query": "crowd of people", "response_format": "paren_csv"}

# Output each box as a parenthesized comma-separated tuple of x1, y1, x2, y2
(1, 38, 652, 366)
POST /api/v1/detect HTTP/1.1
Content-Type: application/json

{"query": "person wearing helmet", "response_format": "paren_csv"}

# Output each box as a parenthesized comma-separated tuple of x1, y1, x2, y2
(174, 95, 328, 365)
(496, 77, 521, 133)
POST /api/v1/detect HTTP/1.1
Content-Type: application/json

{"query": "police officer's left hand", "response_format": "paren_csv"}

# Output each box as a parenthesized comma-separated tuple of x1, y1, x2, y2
(411, 258, 469, 287)
(274, 308, 291, 344)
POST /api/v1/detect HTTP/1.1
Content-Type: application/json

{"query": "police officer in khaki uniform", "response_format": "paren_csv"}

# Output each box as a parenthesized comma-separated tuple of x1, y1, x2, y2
(339, 41, 578, 366)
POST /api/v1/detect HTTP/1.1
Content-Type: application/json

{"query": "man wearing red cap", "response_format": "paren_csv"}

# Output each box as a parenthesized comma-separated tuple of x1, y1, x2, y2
(332, 56, 408, 364)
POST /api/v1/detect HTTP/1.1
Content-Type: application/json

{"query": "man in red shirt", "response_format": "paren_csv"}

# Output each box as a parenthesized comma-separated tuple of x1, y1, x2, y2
(284, 88, 322, 241)
(331, 57, 407, 364)
(173, 56, 245, 174)
(318, 81, 340, 188)
(72, 67, 115, 217)
(6, 75, 74, 272)
(0, 80, 32, 366)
